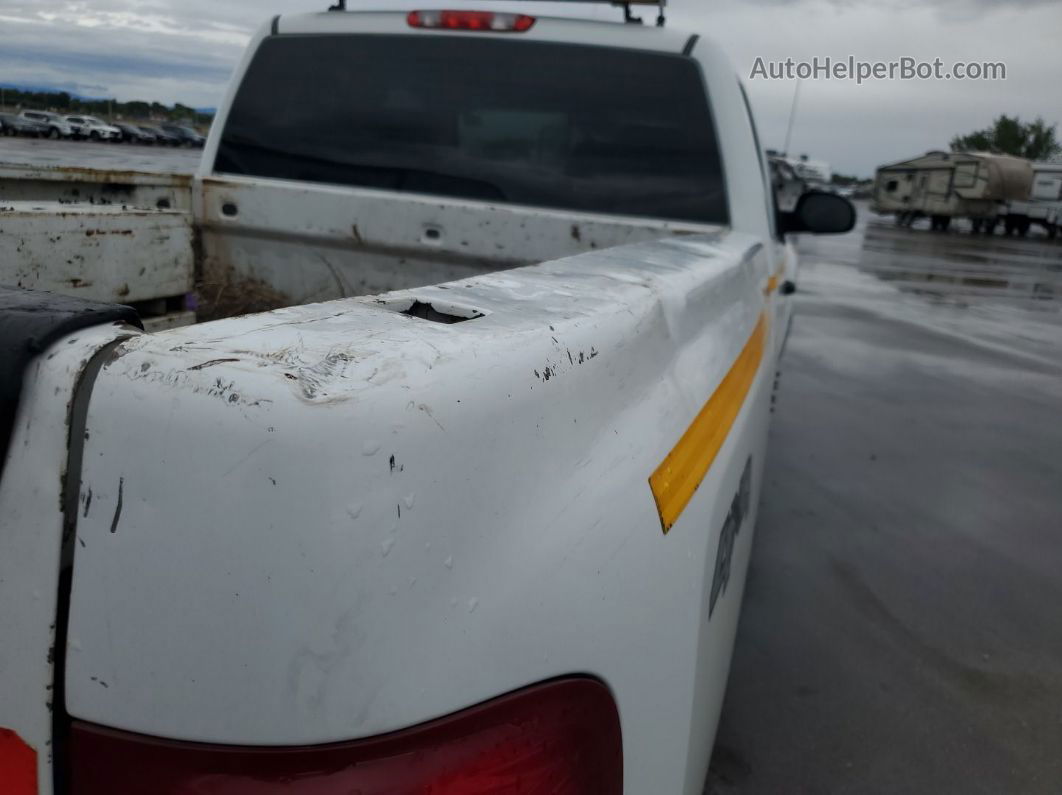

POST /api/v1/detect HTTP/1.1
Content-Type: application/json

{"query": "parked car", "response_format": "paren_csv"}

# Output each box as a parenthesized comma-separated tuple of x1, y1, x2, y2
(160, 122, 206, 147)
(140, 124, 182, 146)
(113, 122, 156, 144)
(0, 112, 49, 137)
(64, 115, 122, 142)
(18, 110, 75, 138)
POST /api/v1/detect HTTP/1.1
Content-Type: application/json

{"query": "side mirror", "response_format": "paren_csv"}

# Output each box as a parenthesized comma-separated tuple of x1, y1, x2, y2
(779, 191, 857, 235)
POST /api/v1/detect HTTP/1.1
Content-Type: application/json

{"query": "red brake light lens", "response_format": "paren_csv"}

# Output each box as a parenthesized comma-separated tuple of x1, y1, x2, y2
(407, 10, 536, 33)
(69, 678, 622, 794)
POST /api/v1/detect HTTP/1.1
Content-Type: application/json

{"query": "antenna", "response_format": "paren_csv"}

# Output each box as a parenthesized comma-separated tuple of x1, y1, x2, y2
(783, 79, 801, 157)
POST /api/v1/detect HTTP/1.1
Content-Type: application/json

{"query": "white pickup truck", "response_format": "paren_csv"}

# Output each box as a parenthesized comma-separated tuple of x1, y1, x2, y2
(0, 4, 854, 794)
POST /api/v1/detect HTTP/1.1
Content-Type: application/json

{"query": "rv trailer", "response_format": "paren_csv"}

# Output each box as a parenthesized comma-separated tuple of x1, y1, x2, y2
(1001, 162, 1062, 239)
(768, 155, 807, 212)
(872, 150, 1033, 233)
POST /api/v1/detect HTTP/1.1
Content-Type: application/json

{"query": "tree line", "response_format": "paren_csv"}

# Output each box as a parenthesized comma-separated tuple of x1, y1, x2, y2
(951, 115, 1060, 161)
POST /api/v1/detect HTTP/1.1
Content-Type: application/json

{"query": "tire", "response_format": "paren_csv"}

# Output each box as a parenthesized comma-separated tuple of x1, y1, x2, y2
(971, 219, 983, 234)
(941, 217, 951, 232)
(1004, 218, 1015, 236)
(89, 131, 100, 142)
(1018, 220, 1031, 238)
(984, 219, 999, 235)
(49, 127, 60, 139)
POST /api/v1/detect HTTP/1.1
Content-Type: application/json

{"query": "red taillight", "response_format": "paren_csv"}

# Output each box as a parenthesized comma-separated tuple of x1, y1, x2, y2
(69, 678, 622, 794)
(0, 729, 37, 795)
(407, 10, 536, 32)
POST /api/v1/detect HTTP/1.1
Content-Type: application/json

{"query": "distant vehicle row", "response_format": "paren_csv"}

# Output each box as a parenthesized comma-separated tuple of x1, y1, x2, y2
(0, 111, 205, 147)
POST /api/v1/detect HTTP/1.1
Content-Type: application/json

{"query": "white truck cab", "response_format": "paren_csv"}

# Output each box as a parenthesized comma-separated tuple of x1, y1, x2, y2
(0, 4, 854, 794)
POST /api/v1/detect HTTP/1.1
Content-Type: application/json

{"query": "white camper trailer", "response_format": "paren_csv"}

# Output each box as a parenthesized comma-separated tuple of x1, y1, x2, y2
(872, 150, 1033, 233)
(769, 155, 807, 212)
(1001, 162, 1062, 239)
(788, 155, 832, 189)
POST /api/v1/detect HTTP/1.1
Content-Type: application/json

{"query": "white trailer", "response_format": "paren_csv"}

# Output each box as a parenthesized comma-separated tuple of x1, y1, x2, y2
(1001, 162, 1062, 239)
(872, 150, 1033, 233)
(787, 155, 831, 190)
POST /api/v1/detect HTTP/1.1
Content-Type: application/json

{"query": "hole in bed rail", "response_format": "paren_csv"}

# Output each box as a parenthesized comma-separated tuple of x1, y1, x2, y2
(402, 300, 482, 324)
(372, 297, 486, 324)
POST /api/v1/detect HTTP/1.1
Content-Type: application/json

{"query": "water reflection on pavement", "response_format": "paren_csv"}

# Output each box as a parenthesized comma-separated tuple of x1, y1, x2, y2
(708, 206, 1062, 794)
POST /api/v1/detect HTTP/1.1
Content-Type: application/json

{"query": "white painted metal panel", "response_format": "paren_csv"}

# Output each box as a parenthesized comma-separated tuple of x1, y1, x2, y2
(278, 10, 692, 52)
(0, 202, 194, 306)
(199, 175, 716, 306)
(0, 164, 192, 211)
(0, 323, 137, 795)
(66, 231, 775, 794)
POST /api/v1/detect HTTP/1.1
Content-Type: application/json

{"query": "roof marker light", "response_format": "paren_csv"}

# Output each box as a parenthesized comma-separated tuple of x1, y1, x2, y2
(407, 10, 537, 33)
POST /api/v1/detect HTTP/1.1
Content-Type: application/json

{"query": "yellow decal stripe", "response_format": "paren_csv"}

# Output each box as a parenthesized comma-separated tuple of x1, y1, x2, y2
(649, 313, 767, 534)
(765, 260, 786, 294)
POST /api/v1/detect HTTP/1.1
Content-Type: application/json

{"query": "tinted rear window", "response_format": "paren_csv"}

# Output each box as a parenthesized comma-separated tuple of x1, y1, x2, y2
(216, 34, 727, 225)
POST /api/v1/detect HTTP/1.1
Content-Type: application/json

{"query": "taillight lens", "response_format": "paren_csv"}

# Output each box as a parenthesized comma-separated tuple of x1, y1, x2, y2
(69, 678, 622, 794)
(407, 10, 536, 32)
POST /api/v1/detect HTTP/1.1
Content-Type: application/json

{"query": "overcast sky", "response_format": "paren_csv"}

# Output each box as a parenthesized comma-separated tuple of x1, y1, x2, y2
(0, 0, 1058, 175)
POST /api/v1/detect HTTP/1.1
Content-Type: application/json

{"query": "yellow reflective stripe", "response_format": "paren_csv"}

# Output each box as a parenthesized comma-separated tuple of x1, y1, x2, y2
(765, 259, 786, 294)
(649, 312, 767, 534)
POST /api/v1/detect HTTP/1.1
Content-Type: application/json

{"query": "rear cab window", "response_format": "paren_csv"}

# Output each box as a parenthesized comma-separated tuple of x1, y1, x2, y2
(216, 34, 728, 226)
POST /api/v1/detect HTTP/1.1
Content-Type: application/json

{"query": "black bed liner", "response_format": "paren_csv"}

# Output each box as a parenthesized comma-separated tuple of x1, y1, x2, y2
(0, 286, 141, 477)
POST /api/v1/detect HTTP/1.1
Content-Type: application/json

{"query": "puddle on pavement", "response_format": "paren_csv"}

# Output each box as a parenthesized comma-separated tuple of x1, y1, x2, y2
(853, 211, 1062, 310)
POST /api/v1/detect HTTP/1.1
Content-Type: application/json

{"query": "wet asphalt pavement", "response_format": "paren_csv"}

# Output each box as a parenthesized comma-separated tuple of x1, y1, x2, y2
(0, 136, 202, 174)
(708, 208, 1062, 794)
